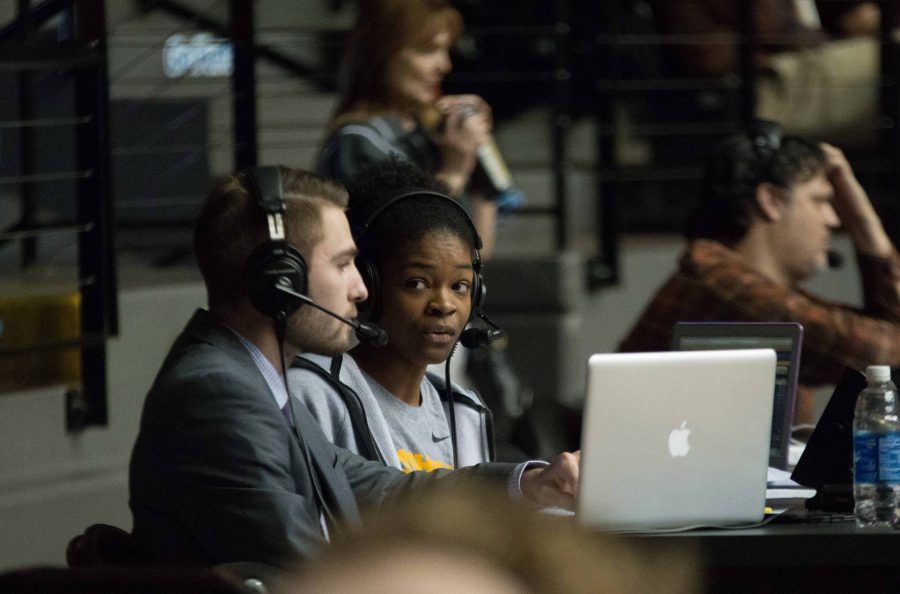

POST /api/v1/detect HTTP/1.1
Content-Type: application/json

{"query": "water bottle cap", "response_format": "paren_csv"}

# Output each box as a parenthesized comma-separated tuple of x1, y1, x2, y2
(865, 365, 891, 383)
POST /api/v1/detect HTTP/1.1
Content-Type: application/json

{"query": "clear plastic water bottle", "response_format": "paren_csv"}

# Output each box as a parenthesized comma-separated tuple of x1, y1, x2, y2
(853, 365, 900, 527)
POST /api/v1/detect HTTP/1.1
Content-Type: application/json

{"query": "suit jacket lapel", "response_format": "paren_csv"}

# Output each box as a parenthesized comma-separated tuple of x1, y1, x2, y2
(185, 309, 361, 525)
(287, 399, 361, 525)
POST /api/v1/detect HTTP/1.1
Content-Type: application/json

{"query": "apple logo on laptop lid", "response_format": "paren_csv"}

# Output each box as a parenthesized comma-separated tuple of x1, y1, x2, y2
(668, 421, 691, 457)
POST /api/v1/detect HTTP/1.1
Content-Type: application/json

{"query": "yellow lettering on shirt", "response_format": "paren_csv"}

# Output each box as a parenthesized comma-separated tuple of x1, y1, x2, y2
(396, 449, 453, 473)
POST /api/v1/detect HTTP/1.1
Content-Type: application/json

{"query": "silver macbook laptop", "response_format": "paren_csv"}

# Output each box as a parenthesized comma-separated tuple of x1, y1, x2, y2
(577, 349, 776, 531)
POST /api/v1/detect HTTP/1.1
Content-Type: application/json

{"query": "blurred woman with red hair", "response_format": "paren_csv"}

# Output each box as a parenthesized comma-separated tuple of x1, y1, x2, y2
(318, 0, 497, 257)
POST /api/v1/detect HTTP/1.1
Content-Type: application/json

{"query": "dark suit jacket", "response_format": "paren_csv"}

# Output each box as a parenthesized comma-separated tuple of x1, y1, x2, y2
(129, 309, 512, 567)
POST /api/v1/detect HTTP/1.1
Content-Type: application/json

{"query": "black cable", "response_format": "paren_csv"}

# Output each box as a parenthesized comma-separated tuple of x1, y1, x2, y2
(274, 313, 336, 528)
(445, 343, 459, 469)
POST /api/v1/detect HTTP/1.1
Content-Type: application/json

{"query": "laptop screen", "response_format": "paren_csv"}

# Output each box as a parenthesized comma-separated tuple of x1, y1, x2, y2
(672, 322, 803, 469)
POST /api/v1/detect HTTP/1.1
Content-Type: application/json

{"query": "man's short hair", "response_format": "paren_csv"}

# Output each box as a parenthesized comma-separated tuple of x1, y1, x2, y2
(193, 166, 348, 311)
(345, 157, 479, 270)
(687, 132, 826, 245)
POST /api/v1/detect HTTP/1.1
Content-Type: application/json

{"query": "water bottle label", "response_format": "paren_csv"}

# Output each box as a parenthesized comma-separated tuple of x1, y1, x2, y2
(879, 432, 900, 482)
(855, 432, 879, 484)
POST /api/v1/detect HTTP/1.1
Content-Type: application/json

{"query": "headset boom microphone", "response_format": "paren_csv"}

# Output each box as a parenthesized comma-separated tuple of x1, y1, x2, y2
(459, 309, 506, 349)
(274, 282, 388, 347)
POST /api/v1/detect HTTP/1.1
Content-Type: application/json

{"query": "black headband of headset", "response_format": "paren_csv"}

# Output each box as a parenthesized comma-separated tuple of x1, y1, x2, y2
(354, 187, 484, 252)
(243, 166, 287, 219)
(748, 119, 783, 165)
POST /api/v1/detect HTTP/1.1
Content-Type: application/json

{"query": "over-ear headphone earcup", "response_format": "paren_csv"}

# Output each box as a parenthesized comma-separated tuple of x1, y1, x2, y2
(469, 251, 485, 314)
(471, 268, 485, 312)
(246, 243, 308, 318)
(356, 255, 381, 323)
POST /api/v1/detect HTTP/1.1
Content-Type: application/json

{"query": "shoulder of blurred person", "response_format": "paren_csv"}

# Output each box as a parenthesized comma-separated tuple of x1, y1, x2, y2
(651, 0, 826, 77)
(816, 1, 883, 37)
(316, 113, 439, 189)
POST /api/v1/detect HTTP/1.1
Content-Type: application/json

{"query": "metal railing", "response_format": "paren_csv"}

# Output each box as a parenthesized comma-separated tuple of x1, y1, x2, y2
(0, 0, 116, 430)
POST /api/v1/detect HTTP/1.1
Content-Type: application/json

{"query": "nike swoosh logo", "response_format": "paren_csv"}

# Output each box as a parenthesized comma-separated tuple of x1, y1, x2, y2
(432, 433, 450, 442)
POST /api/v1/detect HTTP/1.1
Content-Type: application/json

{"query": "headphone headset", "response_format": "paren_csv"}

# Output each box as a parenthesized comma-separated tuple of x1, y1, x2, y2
(243, 166, 310, 319)
(241, 166, 338, 526)
(748, 119, 783, 176)
(705, 119, 785, 208)
(353, 188, 485, 322)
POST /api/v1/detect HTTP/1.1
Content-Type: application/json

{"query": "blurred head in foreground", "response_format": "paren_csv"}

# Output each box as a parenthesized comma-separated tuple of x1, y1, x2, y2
(278, 486, 700, 593)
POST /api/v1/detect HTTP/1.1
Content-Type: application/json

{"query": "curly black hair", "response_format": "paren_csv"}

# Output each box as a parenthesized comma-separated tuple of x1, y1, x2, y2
(344, 156, 480, 270)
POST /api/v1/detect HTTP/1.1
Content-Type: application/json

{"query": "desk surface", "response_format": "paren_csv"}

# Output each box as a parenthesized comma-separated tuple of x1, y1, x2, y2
(630, 518, 899, 568)
(626, 518, 900, 592)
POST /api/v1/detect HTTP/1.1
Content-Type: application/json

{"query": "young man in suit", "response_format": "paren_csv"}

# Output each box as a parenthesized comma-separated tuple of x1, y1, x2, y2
(128, 166, 579, 568)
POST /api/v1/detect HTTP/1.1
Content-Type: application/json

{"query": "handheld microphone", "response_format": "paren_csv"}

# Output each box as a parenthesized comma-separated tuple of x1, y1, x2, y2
(459, 309, 506, 349)
(274, 283, 389, 347)
(455, 104, 524, 206)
